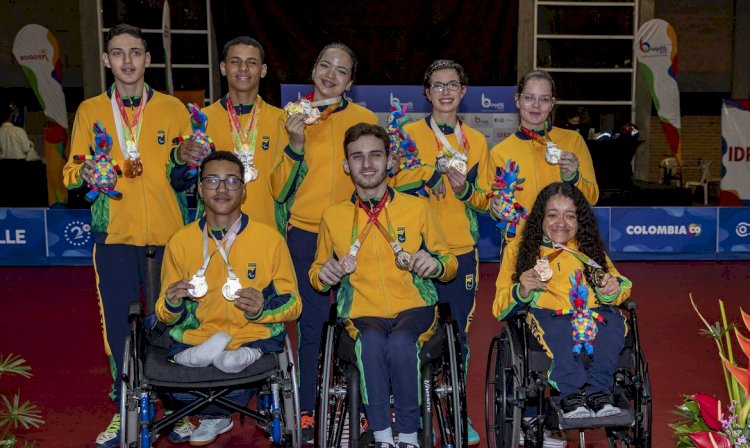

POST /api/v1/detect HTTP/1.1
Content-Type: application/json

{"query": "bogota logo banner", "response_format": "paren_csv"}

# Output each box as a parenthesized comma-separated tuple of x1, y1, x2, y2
(634, 19, 681, 162)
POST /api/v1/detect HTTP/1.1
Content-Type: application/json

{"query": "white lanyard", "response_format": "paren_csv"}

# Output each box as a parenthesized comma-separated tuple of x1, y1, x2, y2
(189, 217, 243, 301)
(430, 116, 466, 158)
(311, 96, 341, 107)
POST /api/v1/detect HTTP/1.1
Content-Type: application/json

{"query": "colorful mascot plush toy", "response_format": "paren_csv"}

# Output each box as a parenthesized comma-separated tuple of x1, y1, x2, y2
(73, 120, 123, 202)
(386, 98, 422, 171)
(182, 103, 214, 180)
(555, 270, 607, 355)
(487, 159, 527, 238)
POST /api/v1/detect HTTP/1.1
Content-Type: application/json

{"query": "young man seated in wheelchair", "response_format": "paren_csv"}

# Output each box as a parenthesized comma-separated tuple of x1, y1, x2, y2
(493, 182, 632, 421)
(155, 150, 301, 445)
(309, 123, 458, 448)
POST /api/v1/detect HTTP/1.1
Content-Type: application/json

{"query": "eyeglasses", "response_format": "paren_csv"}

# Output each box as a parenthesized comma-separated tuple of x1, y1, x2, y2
(430, 81, 462, 92)
(201, 176, 243, 191)
(519, 93, 554, 106)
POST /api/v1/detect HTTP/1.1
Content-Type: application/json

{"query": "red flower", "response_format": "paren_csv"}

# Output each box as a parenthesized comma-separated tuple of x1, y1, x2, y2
(687, 431, 732, 448)
(691, 394, 724, 431)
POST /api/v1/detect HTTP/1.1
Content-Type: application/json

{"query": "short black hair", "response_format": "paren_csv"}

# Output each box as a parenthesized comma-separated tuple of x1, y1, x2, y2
(222, 36, 265, 63)
(106, 24, 147, 52)
(343, 123, 389, 158)
(200, 151, 245, 180)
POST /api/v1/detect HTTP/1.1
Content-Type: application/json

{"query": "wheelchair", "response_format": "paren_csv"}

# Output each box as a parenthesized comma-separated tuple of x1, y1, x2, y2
(119, 301, 302, 447)
(315, 303, 468, 448)
(485, 300, 652, 448)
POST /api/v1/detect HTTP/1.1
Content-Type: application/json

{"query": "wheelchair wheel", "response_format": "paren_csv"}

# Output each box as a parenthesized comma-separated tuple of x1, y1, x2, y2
(632, 353, 652, 448)
(276, 336, 302, 447)
(434, 320, 468, 448)
(315, 323, 349, 448)
(484, 327, 520, 448)
(120, 335, 141, 448)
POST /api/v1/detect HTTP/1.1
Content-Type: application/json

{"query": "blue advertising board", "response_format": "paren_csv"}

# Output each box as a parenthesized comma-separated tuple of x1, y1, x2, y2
(46, 209, 94, 265)
(0, 208, 47, 265)
(609, 207, 719, 260)
(718, 207, 750, 259)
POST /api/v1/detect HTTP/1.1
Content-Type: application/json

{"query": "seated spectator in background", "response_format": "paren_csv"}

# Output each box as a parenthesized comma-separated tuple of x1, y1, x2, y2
(0, 102, 40, 161)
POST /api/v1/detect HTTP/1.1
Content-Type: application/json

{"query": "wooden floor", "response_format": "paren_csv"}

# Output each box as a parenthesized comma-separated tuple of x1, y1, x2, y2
(2, 261, 747, 447)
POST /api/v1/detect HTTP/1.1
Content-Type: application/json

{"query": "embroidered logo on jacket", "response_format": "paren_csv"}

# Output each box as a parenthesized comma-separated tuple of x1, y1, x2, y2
(247, 262, 257, 279)
(262, 136, 270, 150)
(397, 227, 406, 243)
(157, 130, 166, 145)
(465, 274, 475, 291)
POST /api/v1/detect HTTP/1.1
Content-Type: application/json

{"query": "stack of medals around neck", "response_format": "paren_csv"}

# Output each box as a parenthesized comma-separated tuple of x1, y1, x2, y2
(227, 96, 259, 183)
(431, 116, 468, 176)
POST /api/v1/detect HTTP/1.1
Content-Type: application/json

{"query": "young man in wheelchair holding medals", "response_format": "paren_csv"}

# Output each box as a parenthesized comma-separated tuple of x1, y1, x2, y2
(309, 123, 457, 448)
(493, 182, 632, 428)
(156, 151, 301, 445)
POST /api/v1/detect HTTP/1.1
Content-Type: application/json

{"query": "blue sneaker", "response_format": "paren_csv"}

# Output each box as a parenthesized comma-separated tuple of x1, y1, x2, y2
(95, 413, 120, 448)
(467, 418, 480, 445)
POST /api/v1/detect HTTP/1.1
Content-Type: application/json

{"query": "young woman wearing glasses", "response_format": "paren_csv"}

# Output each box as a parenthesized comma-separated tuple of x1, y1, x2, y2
(489, 70, 599, 242)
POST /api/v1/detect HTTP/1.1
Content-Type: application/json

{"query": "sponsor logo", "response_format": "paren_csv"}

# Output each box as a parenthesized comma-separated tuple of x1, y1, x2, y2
(390, 92, 413, 112)
(638, 39, 668, 55)
(19, 50, 49, 62)
(262, 136, 270, 150)
(736, 222, 750, 237)
(625, 223, 702, 237)
(64, 220, 92, 247)
(157, 130, 166, 145)
(247, 262, 257, 279)
(465, 274, 475, 290)
(472, 115, 490, 126)
(481, 93, 504, 111)
(0, 229, 27, 245)
(397, 227, 406, 243)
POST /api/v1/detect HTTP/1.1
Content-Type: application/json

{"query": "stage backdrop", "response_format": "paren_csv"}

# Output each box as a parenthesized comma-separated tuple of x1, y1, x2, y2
(721, 99, 750, 206)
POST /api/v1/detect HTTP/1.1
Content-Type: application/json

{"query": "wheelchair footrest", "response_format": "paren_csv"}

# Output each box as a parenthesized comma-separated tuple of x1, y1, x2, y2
(548, 398, 634, 430)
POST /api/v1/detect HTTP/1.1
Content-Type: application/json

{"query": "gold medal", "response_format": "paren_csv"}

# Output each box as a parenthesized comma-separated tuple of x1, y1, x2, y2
(283, 101, 305, 116)
(395, 250, 411, 270)
(534, 257, 553, 282)
(339, 254, 357, 274)
(447, 157, 468, 175)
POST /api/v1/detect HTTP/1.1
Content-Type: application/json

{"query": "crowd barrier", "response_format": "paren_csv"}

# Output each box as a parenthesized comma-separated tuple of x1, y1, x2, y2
(1, 206, 749, 266)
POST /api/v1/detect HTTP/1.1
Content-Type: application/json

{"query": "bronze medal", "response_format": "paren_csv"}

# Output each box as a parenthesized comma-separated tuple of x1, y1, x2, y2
(588, 266, 606, 288)
(534, 257, 553, 282)
(339, 254, 357, 274)
(395, 250, 411, 270)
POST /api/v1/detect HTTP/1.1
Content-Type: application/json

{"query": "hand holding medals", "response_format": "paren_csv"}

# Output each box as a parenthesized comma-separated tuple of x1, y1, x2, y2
(283, 99, 320, 125)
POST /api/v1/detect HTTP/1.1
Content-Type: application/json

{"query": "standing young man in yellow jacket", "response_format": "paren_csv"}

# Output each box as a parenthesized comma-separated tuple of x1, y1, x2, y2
(310, 123, 457, 448)
(61, 24, 193, 448)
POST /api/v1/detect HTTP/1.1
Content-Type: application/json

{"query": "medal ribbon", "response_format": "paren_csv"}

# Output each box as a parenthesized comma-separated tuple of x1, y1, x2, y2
(519, 126, 551, 146)
(553, 242, 603, 269)
(347, 196, 404, 258)
(196, 217, 242, 279)
(110, 86, 148, 160)
(226, 96, 260, 158)
(303, 93, 341, 121)
(430, 116, 468, 159)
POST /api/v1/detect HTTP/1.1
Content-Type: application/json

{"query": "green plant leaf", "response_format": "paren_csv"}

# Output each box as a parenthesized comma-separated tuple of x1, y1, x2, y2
(0, 393, 44, 430)
(0, 354, 32, 379)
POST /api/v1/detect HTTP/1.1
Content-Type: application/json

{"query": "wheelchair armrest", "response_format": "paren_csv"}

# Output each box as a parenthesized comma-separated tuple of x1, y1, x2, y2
(128, 300, 144, 324)
(619, 299, 638, 312)
(437, 302, 452, 324)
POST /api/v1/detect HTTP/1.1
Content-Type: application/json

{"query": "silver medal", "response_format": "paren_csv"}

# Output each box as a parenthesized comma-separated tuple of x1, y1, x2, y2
(222, 277, 243, 301)
(395, 250, 412, 270)
(188, 275, 208, 298)
(447, 157, 468, 175)
(244, 165, 258, 183)
(545, 142, 561, 165)
(436, 156, 449, 173)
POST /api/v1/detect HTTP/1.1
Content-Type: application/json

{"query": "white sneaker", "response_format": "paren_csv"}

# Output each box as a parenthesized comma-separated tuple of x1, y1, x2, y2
(189, 417, 233, 446)
(94, 413, 120, 448)
(168, 414, 196, 443)
(518, 418, 568, 448)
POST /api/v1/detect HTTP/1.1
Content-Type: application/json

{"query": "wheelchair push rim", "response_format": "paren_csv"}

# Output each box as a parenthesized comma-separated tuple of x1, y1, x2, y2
(484, 327, 521, 448)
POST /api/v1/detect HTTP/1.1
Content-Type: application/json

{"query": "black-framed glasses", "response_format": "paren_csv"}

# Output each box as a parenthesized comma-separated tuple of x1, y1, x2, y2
(201, 176, 243, 190)
(430, 81, 462, 92)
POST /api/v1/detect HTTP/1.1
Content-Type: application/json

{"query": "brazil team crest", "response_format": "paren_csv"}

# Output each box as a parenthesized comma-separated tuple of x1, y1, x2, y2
(465, 274, 475, 291)
(262, 136, 270, 150)
(157, 130, 166, 145)
(397, 227, 406, 243)
(247, 262, 257, 279)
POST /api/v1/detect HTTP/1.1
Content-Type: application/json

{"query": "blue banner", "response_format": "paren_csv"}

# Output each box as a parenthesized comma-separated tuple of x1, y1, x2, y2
(0, 208, 47, 265)
(609, 207, 718, 260)
(46, 209, 94, 265)
(718, 207, 750, 259)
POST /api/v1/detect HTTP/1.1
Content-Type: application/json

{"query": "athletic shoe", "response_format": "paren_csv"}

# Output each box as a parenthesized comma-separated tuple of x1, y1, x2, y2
(189, 417, 233, 446)
(168, 415, 196, 443)
(586, 392, 622, 418)
(519, 418, 568, 448)
(467, 418, 480, 445)
(560, 393, 590, 419)
(94, 413, 120, 448)
(300, 412, 315, 445)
